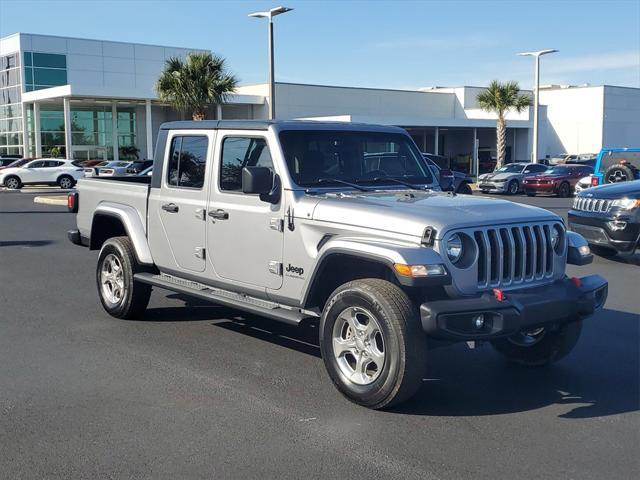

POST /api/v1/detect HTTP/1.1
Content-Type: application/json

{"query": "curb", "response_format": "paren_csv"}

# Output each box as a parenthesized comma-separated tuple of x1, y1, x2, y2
(34, 196, 68, 206)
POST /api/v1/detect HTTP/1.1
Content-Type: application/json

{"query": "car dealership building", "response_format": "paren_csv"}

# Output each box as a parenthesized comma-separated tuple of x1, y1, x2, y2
(1, 32, 639, 175)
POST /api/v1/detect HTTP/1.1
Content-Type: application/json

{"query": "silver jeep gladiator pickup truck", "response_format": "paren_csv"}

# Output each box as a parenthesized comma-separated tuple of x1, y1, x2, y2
(68, 120, 608, 409)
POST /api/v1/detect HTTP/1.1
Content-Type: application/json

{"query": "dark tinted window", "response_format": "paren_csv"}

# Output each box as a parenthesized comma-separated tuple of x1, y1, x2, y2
(598, 151, 640, 174)
(167, 135, 208, 189)
(29, 161, 45, 168)
(530, 164, 548, 173)
(220, 137, 273, 191)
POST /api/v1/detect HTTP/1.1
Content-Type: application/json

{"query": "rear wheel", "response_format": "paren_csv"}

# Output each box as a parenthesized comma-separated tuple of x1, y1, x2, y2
(97, 236, 151, 319)
(57, 175, 75, 189)
(4, 176, 21, 189)
(319, 279, 427, 409)
(491, 320, 582, 366)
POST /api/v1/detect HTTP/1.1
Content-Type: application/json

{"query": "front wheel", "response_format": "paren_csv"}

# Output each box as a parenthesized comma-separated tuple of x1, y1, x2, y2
(558, 182, 571, 198)
(4, 176, 21, 189)
(457, 182, 473, 195)
(97, 236, 151, 319)
(526, 192, 536, 197)
(507, 180, 519, 195)
(491, 320, 582, 367)
(319, 279, 427, 409)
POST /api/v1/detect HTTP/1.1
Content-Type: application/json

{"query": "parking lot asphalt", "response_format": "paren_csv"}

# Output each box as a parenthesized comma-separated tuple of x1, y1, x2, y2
(1, 191, 638, 480)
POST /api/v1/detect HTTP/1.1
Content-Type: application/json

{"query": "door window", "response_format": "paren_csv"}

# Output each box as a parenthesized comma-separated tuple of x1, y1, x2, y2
(28, 161, 45, 168)
(219, 137, 273, 191)
(166, 135, 208, 189)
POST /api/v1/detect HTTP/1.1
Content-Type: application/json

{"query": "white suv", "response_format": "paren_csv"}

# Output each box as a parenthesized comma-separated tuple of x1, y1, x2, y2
(0, 159, 85, 190)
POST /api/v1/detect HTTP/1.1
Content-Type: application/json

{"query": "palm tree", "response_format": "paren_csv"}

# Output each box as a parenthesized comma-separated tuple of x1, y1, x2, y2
(477, 80, 530, 169)
(156, 52, 238, 121)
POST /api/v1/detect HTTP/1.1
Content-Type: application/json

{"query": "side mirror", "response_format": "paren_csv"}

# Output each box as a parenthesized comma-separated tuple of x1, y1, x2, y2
(242, 166, 281, 204)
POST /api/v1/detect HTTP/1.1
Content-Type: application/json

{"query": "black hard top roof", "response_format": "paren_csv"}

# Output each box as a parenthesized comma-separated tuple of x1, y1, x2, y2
(159, 119, 406, 134)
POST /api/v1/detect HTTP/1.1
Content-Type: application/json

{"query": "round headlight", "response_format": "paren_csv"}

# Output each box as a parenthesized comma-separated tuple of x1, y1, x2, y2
(446, 233, 463, 263)
(551, 224, 564, 254)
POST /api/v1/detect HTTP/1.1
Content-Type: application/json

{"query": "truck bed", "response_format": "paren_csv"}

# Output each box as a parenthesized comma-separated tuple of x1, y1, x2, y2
(75, 176, 150, 240)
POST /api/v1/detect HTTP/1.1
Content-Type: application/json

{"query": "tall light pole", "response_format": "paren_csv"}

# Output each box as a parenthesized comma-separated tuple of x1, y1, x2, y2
(518, 49, 558, 163)
(249, 6, 293, 120)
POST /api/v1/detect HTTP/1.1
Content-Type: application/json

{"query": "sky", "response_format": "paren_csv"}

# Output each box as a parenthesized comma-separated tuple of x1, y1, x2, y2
(1, 0, 639, 90)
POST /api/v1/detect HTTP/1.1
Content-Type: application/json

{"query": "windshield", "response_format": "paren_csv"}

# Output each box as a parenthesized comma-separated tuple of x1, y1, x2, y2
(546, 166, 574, 174)
(7, 158, 29, 168)
(495, 164, 524, 173)
(598, 151, 640, 174)
(279, 130, 434, 188)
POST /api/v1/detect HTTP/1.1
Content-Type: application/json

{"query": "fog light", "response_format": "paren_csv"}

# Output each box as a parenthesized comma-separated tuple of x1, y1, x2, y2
(607, 220, 627, 231)
(473, 314, 485, 329)
(578, 245, 591, 256)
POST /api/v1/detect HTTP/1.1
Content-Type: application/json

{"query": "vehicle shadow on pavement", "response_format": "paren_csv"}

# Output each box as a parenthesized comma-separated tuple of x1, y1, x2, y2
(0, 240, 54, 247)
(393, 308, 639, 419)
(145, 295, 638, 419)
(597, 252, 640, 267)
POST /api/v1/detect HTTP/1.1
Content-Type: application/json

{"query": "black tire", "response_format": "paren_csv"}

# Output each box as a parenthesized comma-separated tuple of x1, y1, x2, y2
(507, 180, 519, 195)
(604, 163, 635, 183)
(558, 182, 571, 198)
(57, 175, 75, 189)
(4, 175, 21, 189)
(457, 182, 473, 195)
(96, 236, 151, 319)
(319, 278, 427, 409)
(481, 190, 490, 194)
(526, 192, 536, 197)
(491, 320, 582, 367)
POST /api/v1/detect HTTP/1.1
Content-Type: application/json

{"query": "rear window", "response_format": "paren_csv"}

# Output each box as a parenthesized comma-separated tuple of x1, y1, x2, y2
(598, 151, 640, 174)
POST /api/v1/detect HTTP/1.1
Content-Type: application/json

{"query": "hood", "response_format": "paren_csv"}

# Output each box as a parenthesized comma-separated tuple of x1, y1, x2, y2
(310, 190, 559, 239)
(479, 172, 515, 181)
(527, 173, 565, 181)
(580, 179, 640, 199)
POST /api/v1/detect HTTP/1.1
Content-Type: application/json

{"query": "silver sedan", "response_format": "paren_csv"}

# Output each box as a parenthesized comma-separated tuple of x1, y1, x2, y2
(478, 162, 548, 195)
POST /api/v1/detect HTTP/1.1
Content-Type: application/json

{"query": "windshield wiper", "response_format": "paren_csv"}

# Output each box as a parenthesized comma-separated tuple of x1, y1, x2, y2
(357, 176, 427, 191)
(310, 178, 371, 192)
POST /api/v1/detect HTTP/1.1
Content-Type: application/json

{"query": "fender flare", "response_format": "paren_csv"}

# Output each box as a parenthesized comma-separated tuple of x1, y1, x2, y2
(300, 237, 448, 307)
(91, 202, 154, 265)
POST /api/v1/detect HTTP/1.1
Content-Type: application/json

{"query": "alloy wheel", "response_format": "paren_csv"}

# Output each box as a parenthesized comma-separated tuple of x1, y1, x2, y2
(100, 254, 125, 304)
(332, 306, 386, 385)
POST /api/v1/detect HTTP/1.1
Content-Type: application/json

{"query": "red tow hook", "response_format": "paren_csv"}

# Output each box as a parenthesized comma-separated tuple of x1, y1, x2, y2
(493, 288, 505, 302)
(570, 277, 582, 288)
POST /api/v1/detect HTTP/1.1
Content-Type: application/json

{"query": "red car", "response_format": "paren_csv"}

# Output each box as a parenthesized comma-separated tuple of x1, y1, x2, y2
(523, 164, 594, 197)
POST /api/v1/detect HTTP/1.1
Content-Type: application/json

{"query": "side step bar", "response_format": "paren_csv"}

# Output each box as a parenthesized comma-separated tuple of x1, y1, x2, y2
(134, 272, 316, 326)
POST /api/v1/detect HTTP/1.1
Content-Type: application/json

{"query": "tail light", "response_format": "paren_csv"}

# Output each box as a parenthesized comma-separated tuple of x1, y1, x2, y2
(591, 176, 600, 187)
(67, 192, 78, 213)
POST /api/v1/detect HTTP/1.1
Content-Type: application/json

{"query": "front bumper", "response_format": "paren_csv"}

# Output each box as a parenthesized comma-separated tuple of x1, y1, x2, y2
(420, 275, 607, 341)
(523, 182, 556, 193)
(478, 182, 508, 192)
(568, 210, 640, 252)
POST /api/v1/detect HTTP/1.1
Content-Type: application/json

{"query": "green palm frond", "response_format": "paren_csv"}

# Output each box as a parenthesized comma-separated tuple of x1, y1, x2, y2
(155, 52, 239, 120)
(476, 80, 531, 116)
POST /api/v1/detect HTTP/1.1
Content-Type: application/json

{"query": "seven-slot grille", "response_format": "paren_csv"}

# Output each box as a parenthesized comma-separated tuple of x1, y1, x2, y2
(472, 224, 558, 289)
(572, 197, 612, 213)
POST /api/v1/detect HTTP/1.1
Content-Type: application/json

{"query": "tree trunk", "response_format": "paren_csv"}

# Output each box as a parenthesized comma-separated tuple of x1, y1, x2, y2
(495, 115, 506, 169)
(192, 111, 206, 121)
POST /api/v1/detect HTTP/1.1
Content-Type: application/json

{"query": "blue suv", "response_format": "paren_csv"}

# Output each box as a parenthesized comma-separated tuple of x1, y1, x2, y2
(591, 148, 640, 186)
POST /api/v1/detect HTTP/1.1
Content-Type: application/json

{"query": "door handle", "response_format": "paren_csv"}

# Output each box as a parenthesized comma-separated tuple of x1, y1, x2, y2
(161, 203, 179, 213)
(208, 209, 229, 220)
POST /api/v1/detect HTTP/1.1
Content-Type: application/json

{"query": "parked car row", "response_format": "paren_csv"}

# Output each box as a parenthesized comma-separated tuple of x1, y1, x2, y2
(0, 157, 154, 189)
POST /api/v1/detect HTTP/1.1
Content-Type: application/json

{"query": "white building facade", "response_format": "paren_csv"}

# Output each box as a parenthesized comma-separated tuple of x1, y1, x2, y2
(0, 33, 265, 161)
(2, 33, 638, 175)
